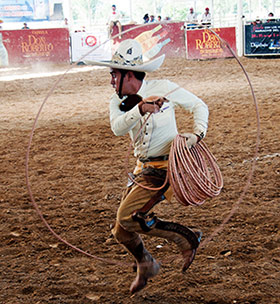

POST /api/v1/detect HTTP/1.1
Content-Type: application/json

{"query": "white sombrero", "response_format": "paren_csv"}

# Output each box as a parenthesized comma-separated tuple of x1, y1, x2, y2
(84, 39, 165, 72)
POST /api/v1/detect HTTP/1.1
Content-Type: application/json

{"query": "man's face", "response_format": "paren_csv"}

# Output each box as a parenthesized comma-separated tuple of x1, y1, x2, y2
(110, 69, 120, 91)
(110, 69, 137, 97)
(110, 69, 129, 97)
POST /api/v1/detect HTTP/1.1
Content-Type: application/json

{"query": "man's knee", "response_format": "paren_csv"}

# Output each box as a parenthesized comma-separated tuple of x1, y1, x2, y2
(115, 205, 142, 236)
(111, 220, 139, 244)
(117, 212, 139, 233)
(116, 203, 135, 228)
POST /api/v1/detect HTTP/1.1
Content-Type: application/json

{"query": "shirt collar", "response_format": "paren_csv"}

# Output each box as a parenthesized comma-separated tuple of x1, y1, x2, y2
(137, 80, 147, 98)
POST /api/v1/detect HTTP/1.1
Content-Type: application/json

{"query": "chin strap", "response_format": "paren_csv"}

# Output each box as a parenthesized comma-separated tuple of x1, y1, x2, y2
(118, 70, 128, 99)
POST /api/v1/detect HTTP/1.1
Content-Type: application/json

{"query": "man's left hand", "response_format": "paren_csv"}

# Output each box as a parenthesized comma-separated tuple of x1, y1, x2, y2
(181, 133, 199, 149)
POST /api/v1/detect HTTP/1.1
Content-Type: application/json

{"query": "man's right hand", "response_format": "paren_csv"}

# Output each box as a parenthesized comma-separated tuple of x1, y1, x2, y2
(138, 96, 168, 115)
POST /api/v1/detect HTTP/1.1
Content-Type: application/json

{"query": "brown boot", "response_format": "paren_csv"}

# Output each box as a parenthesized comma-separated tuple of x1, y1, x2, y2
(138, 217, 202, 272)
(121, 237, 160, 294)
(181, 231, 202, 272)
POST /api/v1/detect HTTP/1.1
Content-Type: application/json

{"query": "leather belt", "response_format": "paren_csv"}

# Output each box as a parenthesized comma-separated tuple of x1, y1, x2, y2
(139, 155, 169, 163)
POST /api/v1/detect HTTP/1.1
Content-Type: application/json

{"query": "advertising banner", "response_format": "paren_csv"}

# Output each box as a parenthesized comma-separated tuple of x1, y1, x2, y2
(70, 31, 111, 63)
(112, 22, 186, 59)
(186, 27, 236, 59)
(244, 22, 280, 55)
(0, 0, 50, 22)
(0, 28, 70, 66)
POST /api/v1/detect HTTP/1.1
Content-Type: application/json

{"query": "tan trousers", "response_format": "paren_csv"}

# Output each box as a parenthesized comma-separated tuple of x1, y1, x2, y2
(112, 160, 173, 243)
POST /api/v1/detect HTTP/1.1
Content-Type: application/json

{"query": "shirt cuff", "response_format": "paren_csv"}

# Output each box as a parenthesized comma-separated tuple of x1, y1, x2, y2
(125, 103, 142, 122)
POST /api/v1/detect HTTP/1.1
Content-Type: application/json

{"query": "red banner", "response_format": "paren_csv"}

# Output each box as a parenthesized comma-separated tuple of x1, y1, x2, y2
(112, 22, 186, 59)
(186, 27, 236, 59)
(0, 28, 70, 65)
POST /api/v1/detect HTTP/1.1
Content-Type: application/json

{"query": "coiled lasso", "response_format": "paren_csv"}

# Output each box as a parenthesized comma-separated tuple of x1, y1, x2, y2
(168, 135, 223, 206)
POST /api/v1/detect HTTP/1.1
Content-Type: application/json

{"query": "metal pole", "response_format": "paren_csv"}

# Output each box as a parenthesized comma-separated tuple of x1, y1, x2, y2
(211, 0, 214, 27)
(66, 0, 73, 31)
(129, 0, 133, 22)
(272, 0, 275, 14)
(249, 0, 252, 20)
(87, 0, 91, 30)
(237, 0, 243, 56)
(258, 0, 262, 16)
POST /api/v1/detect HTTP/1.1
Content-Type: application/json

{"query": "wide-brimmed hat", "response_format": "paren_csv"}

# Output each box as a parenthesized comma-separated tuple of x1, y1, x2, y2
(84, 39, 165, 72)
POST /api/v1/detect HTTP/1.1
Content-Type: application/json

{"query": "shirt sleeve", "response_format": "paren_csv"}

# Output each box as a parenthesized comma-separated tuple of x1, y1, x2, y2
(110, 95, 143, 136)
(116, 12, 121, 21)
(167, 81, 209, 137)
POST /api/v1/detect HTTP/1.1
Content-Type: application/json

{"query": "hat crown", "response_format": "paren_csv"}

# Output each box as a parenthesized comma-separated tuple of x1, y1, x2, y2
(112, 39, 143, 67)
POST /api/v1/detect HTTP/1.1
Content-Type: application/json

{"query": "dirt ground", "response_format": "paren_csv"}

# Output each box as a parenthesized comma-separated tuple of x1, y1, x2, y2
(0, 55, 279, 304)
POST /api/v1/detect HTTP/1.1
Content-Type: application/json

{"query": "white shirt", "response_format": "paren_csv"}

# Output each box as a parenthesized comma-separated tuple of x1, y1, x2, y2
(187, 12, 198, 23)
(201, 12, 211, 23)
(107, 10, 121, 23)
(110, 79, 208, 159)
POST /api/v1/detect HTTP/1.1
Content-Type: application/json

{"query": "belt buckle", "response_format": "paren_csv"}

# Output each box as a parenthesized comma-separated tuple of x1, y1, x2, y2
(127, 172, 135, 187)
(139, 158, 148, 163)
(139, 155, 168, 163)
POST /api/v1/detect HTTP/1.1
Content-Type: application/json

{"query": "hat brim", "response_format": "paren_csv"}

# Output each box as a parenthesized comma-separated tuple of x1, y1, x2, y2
(83, 54, 165, 72)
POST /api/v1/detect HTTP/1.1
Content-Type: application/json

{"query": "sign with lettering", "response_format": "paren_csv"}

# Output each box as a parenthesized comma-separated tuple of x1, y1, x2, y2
(244, 23, 280, 55)
(0, 0, 50, 22)
(186, 27, 236, 59)
(0, 28, 70, 65)
(70, 31, 111, 63)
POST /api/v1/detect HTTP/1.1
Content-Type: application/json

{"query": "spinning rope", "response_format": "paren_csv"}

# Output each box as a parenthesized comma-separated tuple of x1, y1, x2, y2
(25, 26, 260, 263)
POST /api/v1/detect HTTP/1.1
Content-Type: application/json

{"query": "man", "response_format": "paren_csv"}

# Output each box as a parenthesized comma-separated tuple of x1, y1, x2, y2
(107, 4, 122, 39)
(22, 23, 30, 29)
(201, 7, 211, 27)
(149, 15, 155, 23)
(267, 12, 275, 22)
(86, 39, 208, 293)
(143, 13, 149, 24)
(186, 7, 198, 26)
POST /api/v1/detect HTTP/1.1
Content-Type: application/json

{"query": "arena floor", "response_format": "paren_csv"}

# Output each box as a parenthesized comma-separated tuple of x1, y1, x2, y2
(0, 56, 279, 304)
